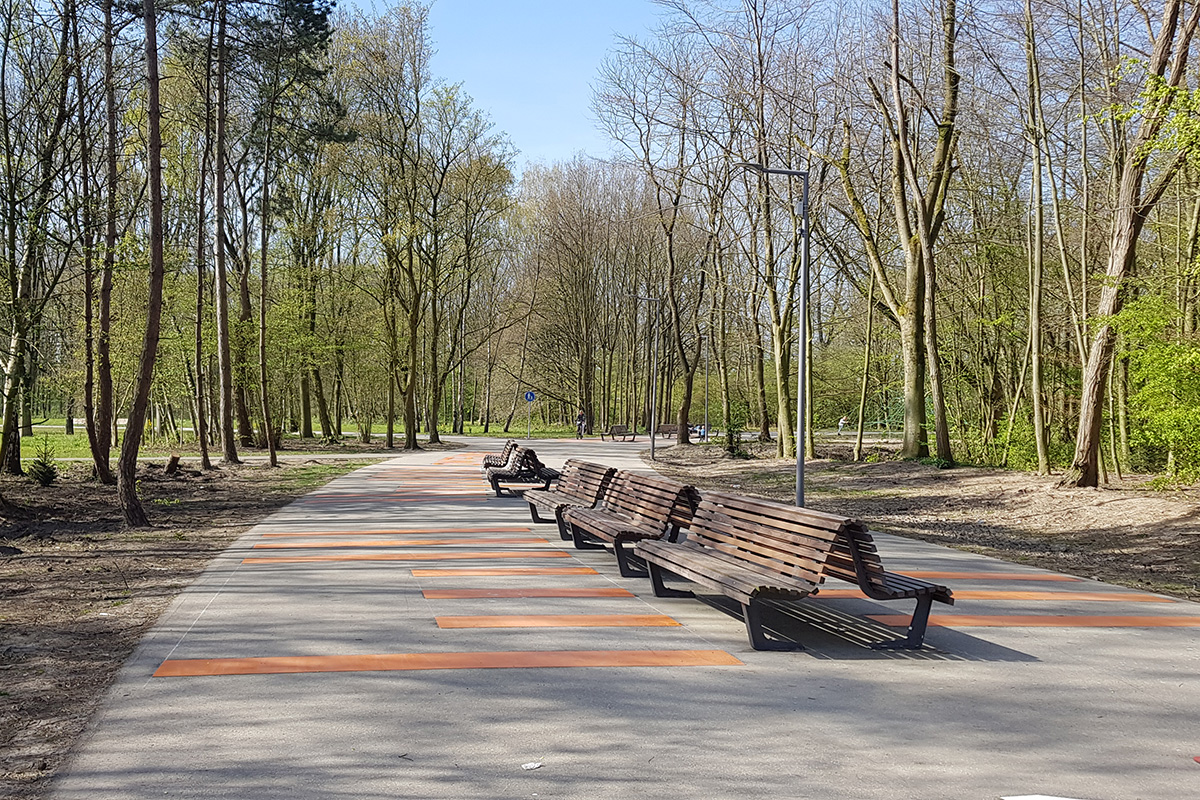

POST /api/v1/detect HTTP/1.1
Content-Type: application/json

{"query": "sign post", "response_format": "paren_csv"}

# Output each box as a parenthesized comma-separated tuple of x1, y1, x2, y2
(524, 391, 535, 439)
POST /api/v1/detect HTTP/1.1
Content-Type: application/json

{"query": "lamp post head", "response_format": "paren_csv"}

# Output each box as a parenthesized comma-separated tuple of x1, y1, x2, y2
(735, 161, 809, 179)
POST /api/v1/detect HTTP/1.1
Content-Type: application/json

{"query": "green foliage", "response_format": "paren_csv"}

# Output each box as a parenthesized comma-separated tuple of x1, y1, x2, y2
(917, 456, 954, 469)
(724, 400, 748, 458)
(27, 436, 58, 487)
(1114, 295, 1200, 477)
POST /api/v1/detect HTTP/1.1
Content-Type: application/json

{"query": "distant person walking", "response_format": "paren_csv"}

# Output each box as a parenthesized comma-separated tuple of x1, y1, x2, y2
(838, 415, 850, 435)
(575, 410, 586, 439)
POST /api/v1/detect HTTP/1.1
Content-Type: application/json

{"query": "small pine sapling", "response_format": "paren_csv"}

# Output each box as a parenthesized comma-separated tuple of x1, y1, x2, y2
(27, 436, 58, 487)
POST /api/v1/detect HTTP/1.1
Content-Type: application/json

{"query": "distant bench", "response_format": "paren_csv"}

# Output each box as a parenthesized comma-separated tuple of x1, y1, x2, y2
(480, 439, 518, 473)
(636, 491, 953, 650)
(484, 445, 560, 497)
(656, 424, 678, 438)
(600, 424, 636, 442)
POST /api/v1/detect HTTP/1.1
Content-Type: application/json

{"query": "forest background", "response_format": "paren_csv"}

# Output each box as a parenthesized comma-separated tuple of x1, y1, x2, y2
(5, 0, 1200, 525)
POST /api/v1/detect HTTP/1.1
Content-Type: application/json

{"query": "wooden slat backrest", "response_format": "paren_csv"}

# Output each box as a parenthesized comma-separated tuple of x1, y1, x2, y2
(571, 461, 616, 503)
(499, 446, 525, 471)
(521, 448, 546, 471)
(596, 472, 687, 528)
(552, 460, 586, 493)
(824, 525, 888, 589)
(686, 491, 843, 585)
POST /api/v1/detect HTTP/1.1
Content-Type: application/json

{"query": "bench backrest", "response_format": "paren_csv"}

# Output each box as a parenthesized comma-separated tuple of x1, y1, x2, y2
(824, 524, 888, 591)
(685, 491, 849, 588)
(597, 471, 694, 532)
(608, 424, 629, 434)
(558, 459, 616, 504)
(496, 446, 539, 473)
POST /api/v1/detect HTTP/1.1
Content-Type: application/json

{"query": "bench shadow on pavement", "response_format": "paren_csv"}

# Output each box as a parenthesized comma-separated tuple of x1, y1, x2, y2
(695, 595, 1038, 663)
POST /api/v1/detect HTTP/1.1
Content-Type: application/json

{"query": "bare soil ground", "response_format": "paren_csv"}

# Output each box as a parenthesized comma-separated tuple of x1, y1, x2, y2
(0, 442, 460, 800)
(649, 441, 1200, 601)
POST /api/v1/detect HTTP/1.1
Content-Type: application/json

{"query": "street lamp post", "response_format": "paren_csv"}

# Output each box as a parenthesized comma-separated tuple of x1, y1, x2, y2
(737, 161, 810, 507)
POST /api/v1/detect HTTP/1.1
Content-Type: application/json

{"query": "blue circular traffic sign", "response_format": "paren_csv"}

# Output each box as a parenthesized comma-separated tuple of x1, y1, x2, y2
(524, 391, 536, 402)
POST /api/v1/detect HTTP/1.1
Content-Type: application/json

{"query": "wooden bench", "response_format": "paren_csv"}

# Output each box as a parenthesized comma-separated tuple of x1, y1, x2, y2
(635, 492, 953, 650)
(599, 424, 636, 442)
(480, 439, 518, 473)
(656, 424, 678, 438)
(523, 459, 617, 541)
(563, 472, 696, 577)
(635, 491, 840, 650)
(485, 446, 561, 497)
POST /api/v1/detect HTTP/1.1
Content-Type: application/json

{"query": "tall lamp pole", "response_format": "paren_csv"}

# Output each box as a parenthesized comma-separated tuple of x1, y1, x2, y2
(737, 161, 810, 507)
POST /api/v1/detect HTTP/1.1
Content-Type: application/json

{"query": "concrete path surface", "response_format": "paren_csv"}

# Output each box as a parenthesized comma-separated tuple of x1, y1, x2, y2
(52, 438, 1200, 799)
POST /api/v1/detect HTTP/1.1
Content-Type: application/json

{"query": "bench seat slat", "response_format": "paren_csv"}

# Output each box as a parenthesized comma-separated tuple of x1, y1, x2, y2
(638, 540, 818, 605)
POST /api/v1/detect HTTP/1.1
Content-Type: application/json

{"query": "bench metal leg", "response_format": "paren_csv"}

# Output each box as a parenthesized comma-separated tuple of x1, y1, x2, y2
(871, 594, 933, 650)
(553, 510, 573, 541)
(647, 561, 693, 598)
(569, 524, 605, 551)
(529, 505, 553, 524)
(613, 537, 648, 578)
(743, 599, 803, 651)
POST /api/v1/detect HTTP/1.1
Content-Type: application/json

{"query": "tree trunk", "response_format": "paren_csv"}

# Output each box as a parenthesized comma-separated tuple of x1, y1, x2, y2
(214, 0, 238, 464)
(118, 0, 166, 527)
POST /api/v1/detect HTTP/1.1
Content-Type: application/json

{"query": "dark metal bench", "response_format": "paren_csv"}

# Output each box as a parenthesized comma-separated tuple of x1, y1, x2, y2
(485, 446, 560, 497)
(636, 491, 953, 650)
(523, 459, 617, 540)
(563, 472, 695, 577)
(599, 424, 636, 442)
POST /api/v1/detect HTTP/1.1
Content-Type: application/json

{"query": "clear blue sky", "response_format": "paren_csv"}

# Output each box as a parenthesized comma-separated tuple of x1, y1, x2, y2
(425, 0, 662, 168)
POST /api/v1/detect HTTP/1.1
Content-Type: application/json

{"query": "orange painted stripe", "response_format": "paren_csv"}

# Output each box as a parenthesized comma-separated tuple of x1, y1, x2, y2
(902, 571, 1080, 582)
(299, 496, 487, 503)
(436, 614, 680, 628)
(252, 537, 547, 550)
(818, 589, 1172, 602)
(260, 526, 534, 537)
(154, 649, 741, 677)
(868, 614, 1200, 628)
(423, 587, 635, 599)
(243, 551, 571, 564)
(413, 567, 599, 577)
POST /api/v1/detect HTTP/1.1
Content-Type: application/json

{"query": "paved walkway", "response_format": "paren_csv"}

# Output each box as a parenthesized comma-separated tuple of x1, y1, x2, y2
(53, 438, 1200, 799)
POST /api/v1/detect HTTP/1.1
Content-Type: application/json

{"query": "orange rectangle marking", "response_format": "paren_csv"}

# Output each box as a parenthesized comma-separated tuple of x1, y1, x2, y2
(818, 589, 1172, 602)
(423, 587, 635, 599)
(243, 551, 571, 564)
(253, 537, 547, 550)
(260, 527, 533, 537)
(868, 614, 1200, 628)
(413, 567, 599, 577)
(299, 496, 486, 503)
(154, 649, 741, 677)
(436, 614, 680, 628)
(901, 571, 1080, 582)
